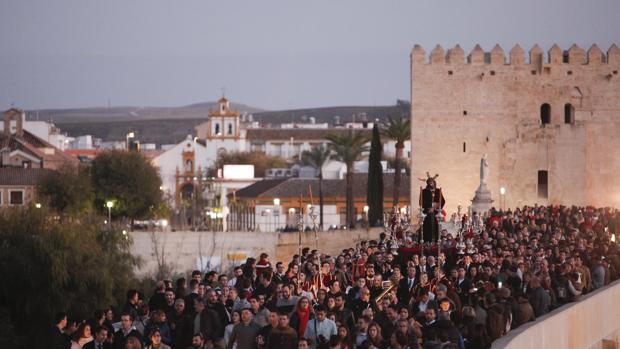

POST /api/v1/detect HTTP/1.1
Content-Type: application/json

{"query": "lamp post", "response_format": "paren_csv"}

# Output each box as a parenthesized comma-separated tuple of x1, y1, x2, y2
(106, 200, 114, 226)
(274, 198, 281, 232)
(288, 207, 296, 227)
(499, 187, 506, 211)
(265, 209, 272, 232)
(363, 205, 369, 232)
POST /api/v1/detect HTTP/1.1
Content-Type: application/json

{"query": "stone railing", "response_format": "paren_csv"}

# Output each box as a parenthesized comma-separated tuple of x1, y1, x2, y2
(492, 280, 620, 349)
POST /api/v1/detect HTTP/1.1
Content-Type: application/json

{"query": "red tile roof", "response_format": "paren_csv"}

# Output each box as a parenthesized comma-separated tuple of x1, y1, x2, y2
(0, 167, 52, 186)
(0, 130, 78, 168)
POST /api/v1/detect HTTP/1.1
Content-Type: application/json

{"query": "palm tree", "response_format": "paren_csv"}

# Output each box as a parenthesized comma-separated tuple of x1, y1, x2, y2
(381, 117, 411, 207)
(326, 130, 370, 228)
(301, 145, 331, 230)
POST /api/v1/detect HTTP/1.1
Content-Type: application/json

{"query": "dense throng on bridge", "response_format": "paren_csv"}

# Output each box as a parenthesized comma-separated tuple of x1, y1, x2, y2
(50, 205, 620, 349)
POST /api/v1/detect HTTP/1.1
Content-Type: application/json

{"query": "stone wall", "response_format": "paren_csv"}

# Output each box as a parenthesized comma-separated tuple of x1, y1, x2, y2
(492, 280, 620, 349)
(129, 228, 382, 277)
(409, 44, 620, 214)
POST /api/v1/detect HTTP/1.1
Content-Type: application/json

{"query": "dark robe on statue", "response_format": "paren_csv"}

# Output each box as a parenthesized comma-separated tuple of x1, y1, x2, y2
(419, 185, 445, 242)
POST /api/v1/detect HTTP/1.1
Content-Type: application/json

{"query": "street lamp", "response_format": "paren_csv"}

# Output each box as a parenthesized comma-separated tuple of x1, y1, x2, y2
(265, 209, 272, 232)
(35, 203, 42, 209)
(273, 198, 281, 231)
(288, 208, 296, 227)
(106, 200, 114, 225)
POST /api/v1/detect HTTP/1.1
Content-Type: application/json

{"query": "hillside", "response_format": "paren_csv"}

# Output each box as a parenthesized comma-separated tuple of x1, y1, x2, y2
(33, 102, 407, 145)
(27, 101, 264, 123)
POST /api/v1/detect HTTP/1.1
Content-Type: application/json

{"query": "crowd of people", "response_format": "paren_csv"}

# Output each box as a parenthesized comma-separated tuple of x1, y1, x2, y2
(50, 205, 620, 349)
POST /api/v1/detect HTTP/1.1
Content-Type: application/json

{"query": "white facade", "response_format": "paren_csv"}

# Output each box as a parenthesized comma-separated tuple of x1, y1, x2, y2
(206, 137, 247, 167)
(71, 135, 93, 149)
(152, 135, 209, 206)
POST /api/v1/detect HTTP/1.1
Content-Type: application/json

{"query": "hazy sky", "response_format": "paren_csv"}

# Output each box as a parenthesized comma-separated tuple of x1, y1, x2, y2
(1, 0, 618, 110)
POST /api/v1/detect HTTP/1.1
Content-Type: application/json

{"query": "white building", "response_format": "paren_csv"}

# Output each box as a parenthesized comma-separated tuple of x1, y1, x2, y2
(152, 135, 209, 208)
(70, 135, 93, 149)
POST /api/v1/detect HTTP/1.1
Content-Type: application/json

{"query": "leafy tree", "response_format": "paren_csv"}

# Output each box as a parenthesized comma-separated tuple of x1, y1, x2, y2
(0, 207, 138, 348)
(385, 155, 411, 176)
(36, 164, 93, 215)
(367, 124, 384, 226)
(90, 150, 163, 220)
(381, 117, 411, 206)
(212, 151, 287, 177)
(326, 130, 370, 228)
(301, 145, 331, 229)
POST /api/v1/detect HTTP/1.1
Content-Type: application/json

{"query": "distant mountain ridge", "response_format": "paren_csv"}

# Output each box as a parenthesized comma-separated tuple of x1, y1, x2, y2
(26, 101, 264, 123)
(25, 102, 406, 145)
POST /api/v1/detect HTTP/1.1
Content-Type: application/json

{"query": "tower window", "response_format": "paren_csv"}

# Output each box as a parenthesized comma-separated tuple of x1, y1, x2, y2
(463, 142, 466, 153)
(538, 170, 548, 199)
(490, 70, 496, 76)
(463, 110, 468, 116)
(540, 103, 551, 125)
(228, 123, 233, 135)
(448, 70, 453, 75)
(214, 123, 220, 135)
(564, 103, 575, 124)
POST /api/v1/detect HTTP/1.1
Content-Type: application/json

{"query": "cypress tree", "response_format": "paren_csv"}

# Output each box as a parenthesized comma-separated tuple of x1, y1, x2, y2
(367, 124, 384, 226)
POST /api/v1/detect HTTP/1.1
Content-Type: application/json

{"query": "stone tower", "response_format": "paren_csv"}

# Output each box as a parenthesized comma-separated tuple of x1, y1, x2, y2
(410, 43, 620, 214)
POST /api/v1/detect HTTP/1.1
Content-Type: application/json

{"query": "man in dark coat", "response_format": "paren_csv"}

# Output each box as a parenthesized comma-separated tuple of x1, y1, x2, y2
(84, 326, 112, 349)
(397, 266, 418, 306)
(194, 297, 222, 342)
(267, 312, 298, 349)
(113, 313, 141, 349)
(50, 312, 71, 349)
(169, 299, 193, 349)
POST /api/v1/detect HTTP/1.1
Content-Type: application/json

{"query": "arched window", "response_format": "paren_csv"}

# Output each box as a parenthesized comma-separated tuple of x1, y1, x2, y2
(540, 103, 551, 125)
(214, 123, 220, 135)
(227, 123, 233, 135)
(564, 103, 575, 124)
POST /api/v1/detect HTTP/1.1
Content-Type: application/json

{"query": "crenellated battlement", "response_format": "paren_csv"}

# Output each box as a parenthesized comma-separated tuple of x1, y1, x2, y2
(411, 43, 620, 66)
